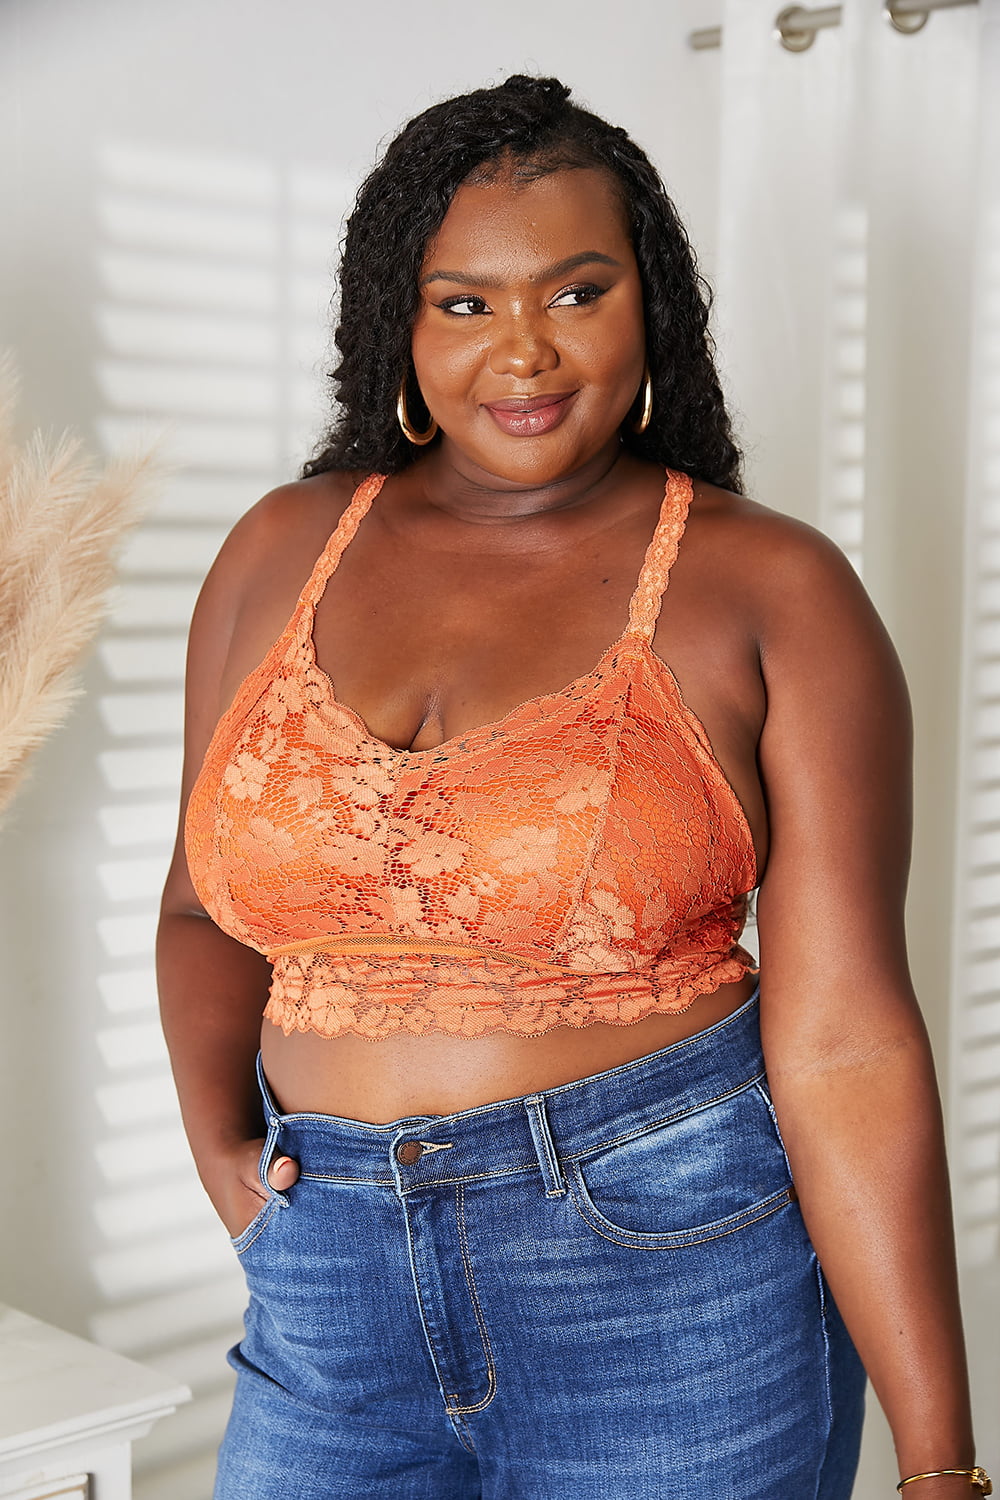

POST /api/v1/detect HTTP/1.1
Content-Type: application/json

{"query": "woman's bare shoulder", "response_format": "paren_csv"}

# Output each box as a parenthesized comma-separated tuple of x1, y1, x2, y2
(217, 470, 365, 580)
(692, 477, 856, 564)
(192, 470, 364, 626)
(690, 478, 875, 632)
(185, 470, 366, 701)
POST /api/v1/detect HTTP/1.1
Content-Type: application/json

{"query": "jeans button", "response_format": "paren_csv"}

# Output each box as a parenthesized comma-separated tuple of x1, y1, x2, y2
(396, 1141, 424, 1165)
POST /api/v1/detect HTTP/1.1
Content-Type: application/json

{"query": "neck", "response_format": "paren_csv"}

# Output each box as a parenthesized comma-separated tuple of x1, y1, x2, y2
(411, 437, 629, 524)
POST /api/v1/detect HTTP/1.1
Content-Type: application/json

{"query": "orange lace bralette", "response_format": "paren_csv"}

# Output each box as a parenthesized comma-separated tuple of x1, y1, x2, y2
(184, 468, 758, 1041)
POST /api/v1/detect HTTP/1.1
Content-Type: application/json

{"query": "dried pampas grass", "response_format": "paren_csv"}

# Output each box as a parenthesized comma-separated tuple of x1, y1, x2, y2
(0, 355, 160, 820)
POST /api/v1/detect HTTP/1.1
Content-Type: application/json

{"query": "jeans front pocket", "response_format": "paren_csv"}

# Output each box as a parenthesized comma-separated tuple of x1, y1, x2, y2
(230, 1123, 290, 1257)
(565, 1077, 796, 1249)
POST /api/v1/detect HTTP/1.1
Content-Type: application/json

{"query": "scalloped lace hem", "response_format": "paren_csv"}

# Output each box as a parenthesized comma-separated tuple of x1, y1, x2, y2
(262, 948, 758, 1041)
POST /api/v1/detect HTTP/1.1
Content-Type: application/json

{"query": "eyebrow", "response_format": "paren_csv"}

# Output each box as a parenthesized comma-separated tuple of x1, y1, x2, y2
(419, 250, 624, 289)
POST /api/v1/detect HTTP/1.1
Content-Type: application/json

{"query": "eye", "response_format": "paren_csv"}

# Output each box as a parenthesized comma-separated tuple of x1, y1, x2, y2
(437, 294, 491, 316)
(549, 283, 606, 308)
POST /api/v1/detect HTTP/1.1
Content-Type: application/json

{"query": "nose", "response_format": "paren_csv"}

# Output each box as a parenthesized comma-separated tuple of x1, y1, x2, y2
(487, 312, 559, 379)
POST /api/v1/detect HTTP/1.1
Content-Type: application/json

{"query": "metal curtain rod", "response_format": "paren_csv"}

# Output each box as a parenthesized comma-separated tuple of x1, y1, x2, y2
(689, 0, 977, 52)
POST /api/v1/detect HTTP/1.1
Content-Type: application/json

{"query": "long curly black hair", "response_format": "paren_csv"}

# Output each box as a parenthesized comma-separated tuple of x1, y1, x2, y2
(302, 75, 744, 494)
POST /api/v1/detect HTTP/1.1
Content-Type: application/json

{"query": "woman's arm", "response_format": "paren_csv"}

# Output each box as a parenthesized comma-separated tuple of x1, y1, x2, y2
(156, 490, 309, 1238)
(156, 901, 279, 1238)
(752, 519, 975, 1493)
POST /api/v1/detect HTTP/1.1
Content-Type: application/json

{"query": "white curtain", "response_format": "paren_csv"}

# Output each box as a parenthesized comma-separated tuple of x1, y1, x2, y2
(710, 0, 997, 1487)
(951, 0, 1000, 1449)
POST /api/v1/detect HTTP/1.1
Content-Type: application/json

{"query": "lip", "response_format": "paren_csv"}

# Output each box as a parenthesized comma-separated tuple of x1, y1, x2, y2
(483, 390, 577, 437)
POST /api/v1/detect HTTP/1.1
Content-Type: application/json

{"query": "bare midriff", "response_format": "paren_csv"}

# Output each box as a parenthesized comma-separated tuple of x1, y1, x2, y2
(258, 970, 758, 1122)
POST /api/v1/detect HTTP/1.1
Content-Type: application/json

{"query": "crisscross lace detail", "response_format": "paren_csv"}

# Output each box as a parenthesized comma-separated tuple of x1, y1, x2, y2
(184, 468, 757, 1041)
(299, 472, 386, 612)
(627, 468, 692, 640)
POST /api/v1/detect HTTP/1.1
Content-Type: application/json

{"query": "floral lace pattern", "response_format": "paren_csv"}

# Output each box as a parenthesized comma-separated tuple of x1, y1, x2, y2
(184, 469, 759, 1041)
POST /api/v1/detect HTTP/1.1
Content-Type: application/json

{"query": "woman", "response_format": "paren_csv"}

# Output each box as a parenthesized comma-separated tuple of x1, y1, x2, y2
(158, 75, 985, 1498)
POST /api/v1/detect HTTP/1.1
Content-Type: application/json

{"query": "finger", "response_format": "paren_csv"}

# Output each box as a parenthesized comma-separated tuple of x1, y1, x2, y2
(267, 1155, 300, 1190)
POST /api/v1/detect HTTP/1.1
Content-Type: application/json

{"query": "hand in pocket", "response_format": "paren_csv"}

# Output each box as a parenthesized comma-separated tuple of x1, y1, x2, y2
(209, 1139, 300, 1239)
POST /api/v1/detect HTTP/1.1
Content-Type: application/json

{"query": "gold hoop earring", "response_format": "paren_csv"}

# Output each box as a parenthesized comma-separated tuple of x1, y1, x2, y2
(630, 365, 653, 435)
(396, 379, 439, 446)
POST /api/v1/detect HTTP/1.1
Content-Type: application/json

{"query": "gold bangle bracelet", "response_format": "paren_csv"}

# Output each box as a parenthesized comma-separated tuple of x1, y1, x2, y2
(897, 1469, 992, 1495)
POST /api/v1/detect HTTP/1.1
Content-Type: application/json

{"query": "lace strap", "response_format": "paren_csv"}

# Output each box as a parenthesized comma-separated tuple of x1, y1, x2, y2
(298, 473, 387, 610)
(627, 469, 693, 640)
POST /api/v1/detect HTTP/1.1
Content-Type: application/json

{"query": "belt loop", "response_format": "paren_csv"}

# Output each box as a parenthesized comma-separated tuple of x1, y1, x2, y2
(524, 1094, 567, 1198)
(255, 1050, 281, 1121)
(254, 1052, 288, 1197)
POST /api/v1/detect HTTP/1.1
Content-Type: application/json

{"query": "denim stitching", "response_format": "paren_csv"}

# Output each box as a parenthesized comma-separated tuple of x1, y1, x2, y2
(294, 1077, 766, 1191)
(415, 1165, 537, 1188)
(299, 1163, 538, 1188)
(569, 1166, 791, 1242)
(447, 1181, 497, 1415)
(570, 1188, 791, 1250)
(568, 1179, 794, 1250)
(404, 1216, 458, 1433)
(560, 1072, 766, 1165)
(299, 1171, 398, 1185)
(305, 1077, 765, 1191)
(230, 1194, 282, 1255)
(448, 1410, 477, 1455)
(258, 1114, 280, 1193)
(524, 1095, 567, 1197)
(812, 1256, 836, 1500)
(753, 1079, 796, 1174)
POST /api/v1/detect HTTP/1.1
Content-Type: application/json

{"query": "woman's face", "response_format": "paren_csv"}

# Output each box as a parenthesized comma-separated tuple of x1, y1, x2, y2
(410, 165, 646, 487)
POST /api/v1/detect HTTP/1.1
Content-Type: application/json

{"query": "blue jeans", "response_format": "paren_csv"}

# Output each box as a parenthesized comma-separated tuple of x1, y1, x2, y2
(216, 987, 866, 1498)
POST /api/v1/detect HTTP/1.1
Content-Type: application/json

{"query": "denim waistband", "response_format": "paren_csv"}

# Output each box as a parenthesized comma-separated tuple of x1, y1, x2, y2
(257, 982, 764, 1194)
